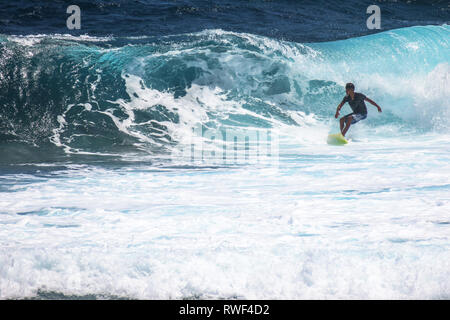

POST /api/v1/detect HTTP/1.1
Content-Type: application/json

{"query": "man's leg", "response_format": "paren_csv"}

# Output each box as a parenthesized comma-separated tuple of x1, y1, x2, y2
(340, 117, 345, 133)
(342, 116, 353, 136)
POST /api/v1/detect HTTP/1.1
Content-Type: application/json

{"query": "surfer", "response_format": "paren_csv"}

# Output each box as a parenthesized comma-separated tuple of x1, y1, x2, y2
(335, 83, 382, 136)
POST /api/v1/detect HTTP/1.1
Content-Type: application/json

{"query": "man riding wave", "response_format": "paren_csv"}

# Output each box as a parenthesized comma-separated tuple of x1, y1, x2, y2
(335, 83, 382, 136)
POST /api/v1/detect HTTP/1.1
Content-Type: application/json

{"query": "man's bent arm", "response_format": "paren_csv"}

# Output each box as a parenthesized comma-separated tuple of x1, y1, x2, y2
(365, 97, 382, 112)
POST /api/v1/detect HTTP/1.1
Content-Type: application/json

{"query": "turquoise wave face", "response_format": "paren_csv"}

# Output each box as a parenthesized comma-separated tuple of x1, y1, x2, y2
(0, 25, 449, 161)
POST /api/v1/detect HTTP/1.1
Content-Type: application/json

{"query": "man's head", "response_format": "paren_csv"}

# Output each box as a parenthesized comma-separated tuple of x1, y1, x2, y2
(345, 82, 355, 95)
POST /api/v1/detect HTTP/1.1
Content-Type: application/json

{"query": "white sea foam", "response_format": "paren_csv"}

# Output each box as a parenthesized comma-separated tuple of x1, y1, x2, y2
(1, 133, 450, 299)
(5, 34, 114, 46)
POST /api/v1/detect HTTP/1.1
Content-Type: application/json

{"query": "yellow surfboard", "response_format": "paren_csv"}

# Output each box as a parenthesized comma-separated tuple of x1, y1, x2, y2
(327, 133, 348, 145)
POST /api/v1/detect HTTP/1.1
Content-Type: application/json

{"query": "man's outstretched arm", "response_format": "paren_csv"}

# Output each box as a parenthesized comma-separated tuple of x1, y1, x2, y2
(365, 97, 382, 112)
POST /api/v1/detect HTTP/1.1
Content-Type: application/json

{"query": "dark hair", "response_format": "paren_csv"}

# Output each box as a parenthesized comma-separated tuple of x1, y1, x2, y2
(345, 83, 355, 90)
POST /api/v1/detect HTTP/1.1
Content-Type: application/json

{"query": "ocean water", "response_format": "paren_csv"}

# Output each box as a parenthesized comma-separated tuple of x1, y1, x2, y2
(0, 1, 449, 299)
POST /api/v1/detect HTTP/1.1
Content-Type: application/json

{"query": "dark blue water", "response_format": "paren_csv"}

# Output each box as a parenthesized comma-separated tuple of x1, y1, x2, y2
(1, 0, 448, 42)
